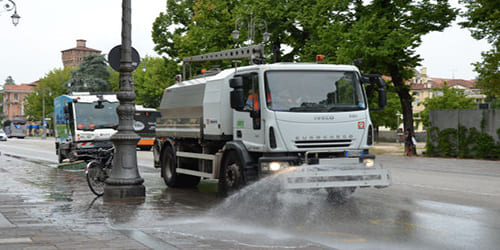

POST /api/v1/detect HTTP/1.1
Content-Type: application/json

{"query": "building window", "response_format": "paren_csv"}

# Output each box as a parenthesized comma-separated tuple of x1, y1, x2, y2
(14, 94, 18, 102)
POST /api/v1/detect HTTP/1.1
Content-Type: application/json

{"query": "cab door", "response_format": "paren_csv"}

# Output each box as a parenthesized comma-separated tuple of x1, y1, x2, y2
(233, 72, 265, 151)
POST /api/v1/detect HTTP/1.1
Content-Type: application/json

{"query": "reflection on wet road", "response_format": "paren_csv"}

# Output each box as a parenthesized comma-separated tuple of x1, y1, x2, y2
(1, 142, 500, 249)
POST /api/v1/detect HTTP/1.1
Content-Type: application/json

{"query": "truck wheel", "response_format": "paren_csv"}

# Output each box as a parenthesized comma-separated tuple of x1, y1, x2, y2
(218, 151, 245, 196)
(161, 146, 178, 187)
(57, 148, 66, 164)
(161, 146, 200, 188)
(327, 187, 356, 202)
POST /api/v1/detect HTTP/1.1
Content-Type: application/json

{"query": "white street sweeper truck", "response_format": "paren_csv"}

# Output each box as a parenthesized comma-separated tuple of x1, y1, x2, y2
(153, 45, 391, 199)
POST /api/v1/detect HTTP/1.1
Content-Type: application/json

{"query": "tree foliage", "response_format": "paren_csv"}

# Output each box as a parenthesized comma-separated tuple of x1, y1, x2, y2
(134, 56, 178, 108)
(4, 76, 15, 86)
(420, 83, 476, 127)
(66, 55, 111, 93)
(25, 68, 72, 121)
(107, 56, 177, 109)
(460, 0, 500, 97)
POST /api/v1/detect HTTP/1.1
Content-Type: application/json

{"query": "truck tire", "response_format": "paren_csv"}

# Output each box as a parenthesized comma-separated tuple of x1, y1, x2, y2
(161, 146, 200, 188)
(327, 187, 356, 202)
(218, 150, 245, 196)
(57, 148, 66, 164)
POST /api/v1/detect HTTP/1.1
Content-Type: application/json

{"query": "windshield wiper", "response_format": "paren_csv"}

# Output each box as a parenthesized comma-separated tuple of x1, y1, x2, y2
(289, 103, 327, 112)
(328, 106, 360, 112)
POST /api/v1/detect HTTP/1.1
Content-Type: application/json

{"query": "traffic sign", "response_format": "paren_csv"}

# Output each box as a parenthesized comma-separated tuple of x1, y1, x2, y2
(108, 45, 141, 72)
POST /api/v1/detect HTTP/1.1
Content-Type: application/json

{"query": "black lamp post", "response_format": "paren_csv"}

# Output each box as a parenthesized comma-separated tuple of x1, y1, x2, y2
(232, 12, 270, 45)
(2, 0, 20, 26)
(103, 0, 145, 200)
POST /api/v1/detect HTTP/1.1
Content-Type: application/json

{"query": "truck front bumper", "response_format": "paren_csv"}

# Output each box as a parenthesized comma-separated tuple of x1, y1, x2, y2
(281, 159, 392, 190)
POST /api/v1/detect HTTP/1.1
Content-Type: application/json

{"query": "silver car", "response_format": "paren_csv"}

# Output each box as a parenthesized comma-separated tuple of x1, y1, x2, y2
(0, 130, 7, 141)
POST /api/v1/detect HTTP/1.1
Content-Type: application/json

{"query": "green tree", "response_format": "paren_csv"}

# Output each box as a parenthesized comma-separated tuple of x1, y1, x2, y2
(25, 67, 72, 122)
(420, 83, 477, 127)
(108, 56, 176, 109)
(4, 76, 15, 85)
(134, 56, 178, 108)
(460, 0, 500, 97)
(152, 0, 347, 64)
(333, 1, 457, 136)
(66, 55, 111, 93)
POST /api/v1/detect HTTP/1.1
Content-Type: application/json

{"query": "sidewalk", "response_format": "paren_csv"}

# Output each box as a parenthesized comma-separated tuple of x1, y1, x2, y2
(371, 142, 426, 156)
(0, 156, 160, 250)
(0, 193, 151, 250)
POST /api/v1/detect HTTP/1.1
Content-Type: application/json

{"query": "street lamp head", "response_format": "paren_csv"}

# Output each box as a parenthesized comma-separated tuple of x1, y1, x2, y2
(142, 64, 146, 72)
(262, 32, 270, 43)
(232, 29, 240, 41)
(11, 10, 20, 26)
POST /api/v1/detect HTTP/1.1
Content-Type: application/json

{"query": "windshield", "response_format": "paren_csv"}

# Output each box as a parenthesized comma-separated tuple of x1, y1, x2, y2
(265, 70, 366, 112)
(75, 102, 119, 131)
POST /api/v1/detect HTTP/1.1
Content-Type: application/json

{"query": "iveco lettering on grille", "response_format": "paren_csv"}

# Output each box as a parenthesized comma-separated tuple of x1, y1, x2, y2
(314, 116, 335, 121)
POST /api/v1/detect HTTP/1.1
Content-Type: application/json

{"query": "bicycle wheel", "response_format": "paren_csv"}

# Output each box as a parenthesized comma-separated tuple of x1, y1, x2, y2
(86, 161, 107, 196)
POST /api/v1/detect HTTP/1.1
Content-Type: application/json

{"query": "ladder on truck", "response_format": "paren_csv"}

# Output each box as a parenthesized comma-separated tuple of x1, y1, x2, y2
(182, 44, 264, 80)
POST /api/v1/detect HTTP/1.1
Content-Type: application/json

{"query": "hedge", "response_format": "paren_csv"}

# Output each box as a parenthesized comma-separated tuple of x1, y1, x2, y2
(425, 126, 500, 160)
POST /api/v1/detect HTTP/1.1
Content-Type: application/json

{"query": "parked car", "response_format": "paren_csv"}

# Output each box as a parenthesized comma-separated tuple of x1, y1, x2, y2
(0, 130, 7, 141)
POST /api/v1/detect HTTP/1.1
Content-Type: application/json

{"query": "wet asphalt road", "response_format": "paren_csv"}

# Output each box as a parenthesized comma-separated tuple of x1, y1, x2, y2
(1, 137, 500, 249)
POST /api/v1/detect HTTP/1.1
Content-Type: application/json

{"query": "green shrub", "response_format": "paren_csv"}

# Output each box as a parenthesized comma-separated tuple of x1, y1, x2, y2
(425, 126, 500, 159)
(438, 128, 457, 157)
(471, 132, 496, 159)
(426, 127, 440, 157)
(457, 125, 470, 158)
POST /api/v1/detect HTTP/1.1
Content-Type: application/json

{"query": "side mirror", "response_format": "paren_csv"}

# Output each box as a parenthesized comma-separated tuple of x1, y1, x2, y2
(362, 74, 387, 110)
(378, 88, 387, 109)
(230, 76, 245, 111)
(230, 77, 243, 88)
(230, 89, 245, 111)
(375, 76, 386, 88)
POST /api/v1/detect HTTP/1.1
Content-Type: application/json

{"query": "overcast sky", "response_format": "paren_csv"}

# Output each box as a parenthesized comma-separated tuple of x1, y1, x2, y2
(0, 0, 491, 85)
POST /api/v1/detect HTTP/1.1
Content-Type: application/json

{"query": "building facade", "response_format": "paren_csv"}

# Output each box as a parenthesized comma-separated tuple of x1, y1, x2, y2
(410, 68, 485, 114)
(61, 39, 101, 68)
(1, 82, 37, 121)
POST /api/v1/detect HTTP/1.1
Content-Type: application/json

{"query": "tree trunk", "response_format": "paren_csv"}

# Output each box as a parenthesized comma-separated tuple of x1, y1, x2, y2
(389, 65, 416, 155)
(273, 40, 281, 63)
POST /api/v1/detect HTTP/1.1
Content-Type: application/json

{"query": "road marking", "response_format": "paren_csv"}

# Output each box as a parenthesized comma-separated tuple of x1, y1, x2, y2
(0, 213, 13, 228)
(118, 229, 178, 250)
(369, 219, 448, 234)
(0, 238, 32, 244)
(400, 182, 500, 197)
(295, 225, 366, 242)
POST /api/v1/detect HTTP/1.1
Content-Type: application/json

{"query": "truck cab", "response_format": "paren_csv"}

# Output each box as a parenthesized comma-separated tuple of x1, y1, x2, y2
(54, 93, 119, 163)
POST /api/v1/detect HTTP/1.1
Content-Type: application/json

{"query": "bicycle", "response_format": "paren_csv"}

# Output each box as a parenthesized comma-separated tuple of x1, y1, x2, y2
(85, 146, 114, 196)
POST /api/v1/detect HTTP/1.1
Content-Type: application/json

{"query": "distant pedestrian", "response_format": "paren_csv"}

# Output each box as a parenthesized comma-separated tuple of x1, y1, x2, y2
(404, 128, 415, 156)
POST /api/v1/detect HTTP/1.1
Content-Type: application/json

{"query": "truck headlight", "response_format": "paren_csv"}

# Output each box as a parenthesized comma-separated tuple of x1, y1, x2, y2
(269, 162, 281, 171)
(363, 158, 375, 168)
(262, 161, 290, 172)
